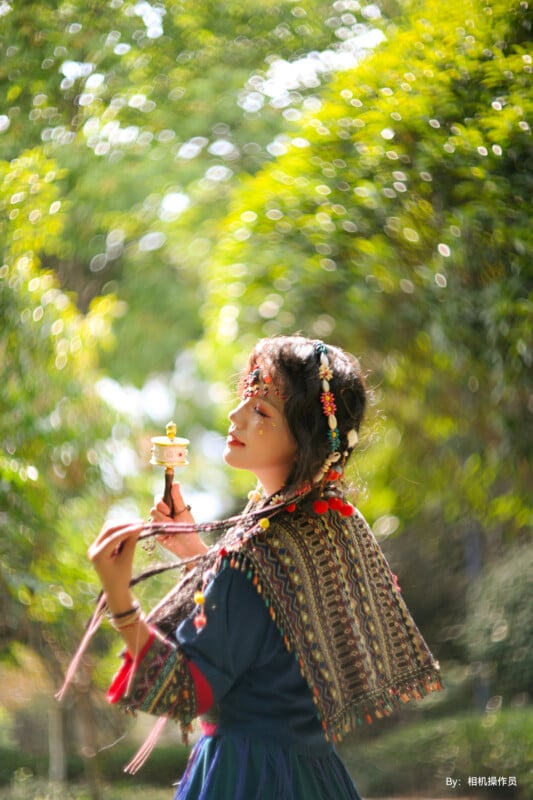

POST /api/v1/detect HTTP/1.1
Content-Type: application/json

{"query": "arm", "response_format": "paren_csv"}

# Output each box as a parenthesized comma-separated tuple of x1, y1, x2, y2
(89, 519, 213, 723)
(88, 481, 206, 653)
(88, 520, 151, 656)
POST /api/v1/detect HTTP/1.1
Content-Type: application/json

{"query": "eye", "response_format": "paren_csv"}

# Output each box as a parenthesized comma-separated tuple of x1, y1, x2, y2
(254, 405, 268, 418)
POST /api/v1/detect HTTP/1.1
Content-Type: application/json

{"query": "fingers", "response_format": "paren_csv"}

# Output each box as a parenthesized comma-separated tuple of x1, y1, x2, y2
(170, 482, 185, 507)
(88, 521, 143, 561)
(150, 505, 171, 522)
(150, 482, 194, 524)
(171, 483, 195, 522)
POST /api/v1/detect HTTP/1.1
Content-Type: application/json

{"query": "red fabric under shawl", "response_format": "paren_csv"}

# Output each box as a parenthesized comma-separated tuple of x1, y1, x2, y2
(106, 626, 214, 714)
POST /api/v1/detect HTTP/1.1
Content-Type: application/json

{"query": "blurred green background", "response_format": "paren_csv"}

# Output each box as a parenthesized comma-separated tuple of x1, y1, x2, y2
(1, 0, 532, 797)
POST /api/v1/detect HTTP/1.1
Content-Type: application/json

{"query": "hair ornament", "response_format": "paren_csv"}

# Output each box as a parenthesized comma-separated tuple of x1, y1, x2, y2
(347, 428, 359, 448)
(313, 450, 342, 484)
(315, 343, 341, 453)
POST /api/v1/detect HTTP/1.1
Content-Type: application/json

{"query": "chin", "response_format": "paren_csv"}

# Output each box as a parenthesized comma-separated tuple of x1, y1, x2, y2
(222, 447, 235, 466)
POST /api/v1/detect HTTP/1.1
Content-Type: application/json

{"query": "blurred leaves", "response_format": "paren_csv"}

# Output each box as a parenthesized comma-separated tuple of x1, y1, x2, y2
(0, 148, 121, 663)
(198, 0, 533, 543)
(465, 542, 533, 702)
(1, 0, 365, 381)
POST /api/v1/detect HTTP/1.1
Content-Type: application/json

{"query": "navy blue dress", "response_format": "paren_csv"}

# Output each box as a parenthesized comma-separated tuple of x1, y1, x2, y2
(173, 564, 362, 800)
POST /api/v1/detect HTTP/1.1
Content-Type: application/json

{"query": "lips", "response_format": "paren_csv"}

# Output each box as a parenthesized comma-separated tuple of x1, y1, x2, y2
(227, 431, 245, 447)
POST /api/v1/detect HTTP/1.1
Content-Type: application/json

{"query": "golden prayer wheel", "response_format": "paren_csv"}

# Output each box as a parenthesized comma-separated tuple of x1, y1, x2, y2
(150, 421, 189, 516)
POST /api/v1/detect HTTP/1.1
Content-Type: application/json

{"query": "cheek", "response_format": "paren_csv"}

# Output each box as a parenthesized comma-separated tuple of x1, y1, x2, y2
(279, 427, 298, 459)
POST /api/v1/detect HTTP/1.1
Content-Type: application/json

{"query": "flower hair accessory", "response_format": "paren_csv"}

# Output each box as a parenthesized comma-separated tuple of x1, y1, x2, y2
(316, 342, 341, 455)
(313, 342, 344, 486)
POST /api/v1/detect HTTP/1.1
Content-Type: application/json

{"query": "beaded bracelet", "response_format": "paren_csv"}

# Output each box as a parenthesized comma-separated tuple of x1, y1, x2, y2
(109, 607, 144, 631)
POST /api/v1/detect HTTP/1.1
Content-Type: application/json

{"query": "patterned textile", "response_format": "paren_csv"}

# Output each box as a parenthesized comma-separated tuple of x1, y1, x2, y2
(121, 633, 197, 729)
(217, 505, 442, 743)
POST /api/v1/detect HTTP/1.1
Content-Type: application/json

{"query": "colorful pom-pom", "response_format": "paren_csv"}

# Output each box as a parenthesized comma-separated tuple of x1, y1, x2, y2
(313, 499, 329, 514)
(340, 503, 354, 516)
(258, 517, 270, 529)
(286, 502, 297, 512)
(194, 591, 205, 606)
(328, 496, 344, 511)
(193, 613, 207, 630)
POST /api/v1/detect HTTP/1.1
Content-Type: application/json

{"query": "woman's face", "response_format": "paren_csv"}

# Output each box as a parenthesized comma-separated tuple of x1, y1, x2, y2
(223, 366, 297, 496)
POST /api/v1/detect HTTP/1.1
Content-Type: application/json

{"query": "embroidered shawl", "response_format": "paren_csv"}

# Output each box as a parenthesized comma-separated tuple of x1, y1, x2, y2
(212, 505, 441, 742)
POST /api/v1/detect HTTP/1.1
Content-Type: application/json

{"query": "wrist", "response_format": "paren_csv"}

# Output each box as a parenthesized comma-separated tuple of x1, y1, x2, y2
(108, 602, 143, 630)
(105, 591, 136, 617)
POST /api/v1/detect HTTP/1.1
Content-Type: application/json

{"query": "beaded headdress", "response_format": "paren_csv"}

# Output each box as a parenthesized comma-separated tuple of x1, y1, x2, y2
(240, 342, 359, 490)
(313, 341, 359, 485)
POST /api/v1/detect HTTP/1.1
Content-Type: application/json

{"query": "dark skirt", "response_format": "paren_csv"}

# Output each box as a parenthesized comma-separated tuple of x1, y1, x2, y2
(174, 734, 362, 800)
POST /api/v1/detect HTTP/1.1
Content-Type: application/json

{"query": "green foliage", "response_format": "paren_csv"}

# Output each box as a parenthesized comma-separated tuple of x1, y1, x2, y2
(339, 708, 533, 798)
(199, 0, 533, 540)
(1, 1, 532, 790)
(0, 771, 172, 800)
(464, 542, 533, 701)
(0, 149, 120, 659)
(0, 739, 189, 788)
(0, 0, 358, 382)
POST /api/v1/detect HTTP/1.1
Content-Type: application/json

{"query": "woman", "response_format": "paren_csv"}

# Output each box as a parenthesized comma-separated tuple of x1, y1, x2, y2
(84, 336, 442, 798)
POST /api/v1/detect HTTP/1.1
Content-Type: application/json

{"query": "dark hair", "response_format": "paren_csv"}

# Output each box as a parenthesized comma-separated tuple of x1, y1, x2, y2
(244, 335, 366, 494)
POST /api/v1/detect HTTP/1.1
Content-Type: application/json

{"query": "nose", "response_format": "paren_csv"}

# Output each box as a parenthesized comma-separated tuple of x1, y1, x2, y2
(228, 400, 245, 424)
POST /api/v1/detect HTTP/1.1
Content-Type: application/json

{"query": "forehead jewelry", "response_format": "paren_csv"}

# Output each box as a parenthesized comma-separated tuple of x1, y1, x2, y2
(242, 366, 262, 397)
(242, 365, 276, 398)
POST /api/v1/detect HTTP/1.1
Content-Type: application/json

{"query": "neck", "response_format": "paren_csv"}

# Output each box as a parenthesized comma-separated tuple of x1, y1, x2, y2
(255, 476, 286, 500)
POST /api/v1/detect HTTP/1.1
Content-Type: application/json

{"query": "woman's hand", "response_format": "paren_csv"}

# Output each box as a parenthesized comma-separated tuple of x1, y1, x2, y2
(88, 520, 151, 655)
(150, 482, 208, 562)
(88, 520, 142, 611)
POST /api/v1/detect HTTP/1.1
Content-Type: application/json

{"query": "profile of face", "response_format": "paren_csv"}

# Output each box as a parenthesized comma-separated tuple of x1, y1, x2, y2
(223, 363, 298, 496)
(223, 336, 366, 498)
